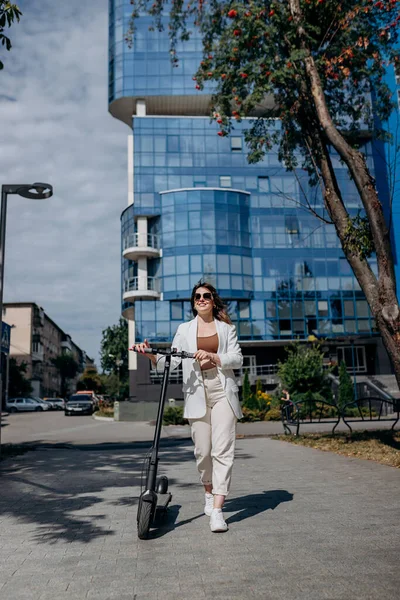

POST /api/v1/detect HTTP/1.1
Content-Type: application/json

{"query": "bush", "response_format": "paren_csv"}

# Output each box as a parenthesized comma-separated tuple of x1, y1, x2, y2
(278, 342, 332, 403)
(338, 361, 354, 408)
(240, 407, 265, 422)
(163, 406, 188, 425)
(342, 407, 377, 418)
(263, 407, 282, 421)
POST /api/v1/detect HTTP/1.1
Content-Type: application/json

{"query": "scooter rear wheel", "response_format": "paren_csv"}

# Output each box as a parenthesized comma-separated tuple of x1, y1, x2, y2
(137, 499, 155, 540)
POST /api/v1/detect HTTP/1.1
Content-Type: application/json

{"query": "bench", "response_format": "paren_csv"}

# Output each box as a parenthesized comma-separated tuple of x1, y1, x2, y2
(281, 398, 341, 436)
(341, 396, 400, 433)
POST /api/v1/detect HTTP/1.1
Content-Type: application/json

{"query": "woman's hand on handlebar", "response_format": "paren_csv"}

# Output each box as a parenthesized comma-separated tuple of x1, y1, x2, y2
(130, 339, 156, 363)
(132, 339, 150, 354)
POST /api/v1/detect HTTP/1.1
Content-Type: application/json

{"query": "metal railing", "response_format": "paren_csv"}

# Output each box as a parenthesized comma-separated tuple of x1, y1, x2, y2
(123, 276, 160, 293)
(149, 364, 280, 386)
(123, 233, 160, 250)
(235, 364, 279, 378)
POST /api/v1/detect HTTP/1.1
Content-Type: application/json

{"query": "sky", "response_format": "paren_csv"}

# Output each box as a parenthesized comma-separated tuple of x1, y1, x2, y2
(1, 0, 129, 365)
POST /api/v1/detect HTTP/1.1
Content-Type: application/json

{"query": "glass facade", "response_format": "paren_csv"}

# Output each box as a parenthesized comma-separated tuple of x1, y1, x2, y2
(109, 0, 207, 102)
(382, 55, 400, 289)
(120, 117, 379, 343)
(111, 0, 390, 354)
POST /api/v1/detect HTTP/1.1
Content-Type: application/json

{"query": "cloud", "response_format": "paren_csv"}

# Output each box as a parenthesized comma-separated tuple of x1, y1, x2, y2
(1, 0, 129, 364)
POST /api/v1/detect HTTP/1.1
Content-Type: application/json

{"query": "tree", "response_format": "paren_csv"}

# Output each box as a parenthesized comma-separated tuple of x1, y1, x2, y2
(100, 318, 129, 400)
(0, 1, 22, 70)
(241, 368, 253, 403)
(100, 372, 130, 401)
(278, 342, 332, 402)
(100, 318, 129, 377)
(77, 366, 103, 393)
(128, 1, 400, 386)
(51, 354, 79, 398)
(338, 360, 354, 408)
(8, 358, 32, 398)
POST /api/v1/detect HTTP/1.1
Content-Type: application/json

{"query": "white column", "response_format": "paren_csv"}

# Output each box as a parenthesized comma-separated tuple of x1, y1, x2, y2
(128, 318, 137, 370)
(127, 134, 134, 206)
(137, 216, 148, 248)
(138, 257, 147, 290)
(136, 99, 146, 117)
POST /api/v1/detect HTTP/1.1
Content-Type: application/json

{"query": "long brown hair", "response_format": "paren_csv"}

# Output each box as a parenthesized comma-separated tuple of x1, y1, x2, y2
(190, 281, 232, 324)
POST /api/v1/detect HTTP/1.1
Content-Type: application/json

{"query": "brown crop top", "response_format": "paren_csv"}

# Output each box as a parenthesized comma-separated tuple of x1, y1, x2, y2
(197, 333, 219, 353)
(197, 333, 219, 371)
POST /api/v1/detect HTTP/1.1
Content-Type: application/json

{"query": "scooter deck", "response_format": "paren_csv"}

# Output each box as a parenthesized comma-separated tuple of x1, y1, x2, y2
(156, 492, 172, 509)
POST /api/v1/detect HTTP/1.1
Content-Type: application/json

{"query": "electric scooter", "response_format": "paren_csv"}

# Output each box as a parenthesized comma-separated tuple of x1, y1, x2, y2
(130, 346, 194, 539)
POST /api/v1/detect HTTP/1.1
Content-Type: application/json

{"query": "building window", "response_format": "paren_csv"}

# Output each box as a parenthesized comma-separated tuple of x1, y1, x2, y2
(285, 215, 300, 236)
(337, 346, 366, 373)
(194, 178, 206, 187)
(171, 302, 183, 321)
(167, 135, 180, 152)
(238, 301, 250, 319)
(219, 176, 232, 188)
(231, 137, 242, 151)
(258, 176, 269, 192)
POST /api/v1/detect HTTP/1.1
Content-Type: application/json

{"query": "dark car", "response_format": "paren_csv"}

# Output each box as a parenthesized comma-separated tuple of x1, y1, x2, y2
(65, 394, 93, 416)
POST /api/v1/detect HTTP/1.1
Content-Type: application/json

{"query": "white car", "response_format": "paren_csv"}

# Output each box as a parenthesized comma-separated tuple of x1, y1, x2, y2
(7, 397, 50, 412)
(43, 397, 65, 410)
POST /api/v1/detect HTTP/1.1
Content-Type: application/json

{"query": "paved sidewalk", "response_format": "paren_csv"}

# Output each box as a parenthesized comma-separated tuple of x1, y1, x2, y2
(0, 437, 399, 600)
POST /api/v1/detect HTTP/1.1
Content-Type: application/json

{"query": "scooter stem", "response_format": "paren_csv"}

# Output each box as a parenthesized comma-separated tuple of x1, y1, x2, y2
(147, 354, 172, 491)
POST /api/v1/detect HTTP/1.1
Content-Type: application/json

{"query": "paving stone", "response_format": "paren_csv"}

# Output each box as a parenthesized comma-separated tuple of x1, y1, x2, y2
(0, 439, 399, 600)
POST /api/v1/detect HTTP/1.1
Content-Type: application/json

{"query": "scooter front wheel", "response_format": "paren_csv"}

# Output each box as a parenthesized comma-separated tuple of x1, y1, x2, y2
(137, 497, 156, 540)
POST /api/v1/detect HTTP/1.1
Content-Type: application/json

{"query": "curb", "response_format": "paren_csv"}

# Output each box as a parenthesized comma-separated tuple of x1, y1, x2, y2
(92, 414, 114, 422)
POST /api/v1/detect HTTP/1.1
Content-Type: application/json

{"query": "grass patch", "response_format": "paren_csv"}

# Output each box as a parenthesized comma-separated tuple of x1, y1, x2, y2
(273, 430, 400, 468)
(94, 408, 114, 418)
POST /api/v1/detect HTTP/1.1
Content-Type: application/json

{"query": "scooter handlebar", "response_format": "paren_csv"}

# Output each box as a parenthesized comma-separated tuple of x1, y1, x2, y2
(129, 347, 195, 359)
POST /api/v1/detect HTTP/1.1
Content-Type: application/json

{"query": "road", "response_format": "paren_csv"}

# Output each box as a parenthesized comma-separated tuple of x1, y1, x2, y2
(1, 410, 397, 447)
(0, 411, 168, 446)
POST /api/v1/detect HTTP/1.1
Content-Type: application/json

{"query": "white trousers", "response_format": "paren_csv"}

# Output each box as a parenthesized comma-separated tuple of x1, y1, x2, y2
(189, 367, 237, 496)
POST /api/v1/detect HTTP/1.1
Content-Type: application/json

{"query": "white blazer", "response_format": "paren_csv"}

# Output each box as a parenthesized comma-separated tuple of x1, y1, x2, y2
(156, 316, 243, 420)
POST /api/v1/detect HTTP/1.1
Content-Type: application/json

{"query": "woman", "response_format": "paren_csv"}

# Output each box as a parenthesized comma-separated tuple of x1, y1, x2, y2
(134, 281, 243, 533)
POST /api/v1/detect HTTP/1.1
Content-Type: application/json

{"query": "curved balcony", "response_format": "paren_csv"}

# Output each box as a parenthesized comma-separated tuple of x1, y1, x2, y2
(123, 276, 161, 302)
(122, 233, 161, 260)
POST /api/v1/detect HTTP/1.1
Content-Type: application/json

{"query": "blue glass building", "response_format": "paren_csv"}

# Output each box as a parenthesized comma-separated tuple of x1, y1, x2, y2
(109, 0, 397, 402)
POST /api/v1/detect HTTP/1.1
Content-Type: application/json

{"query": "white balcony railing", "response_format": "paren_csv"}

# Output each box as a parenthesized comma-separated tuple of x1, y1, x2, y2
(123, 233, 160, 250)
(123, 276, 160, 293)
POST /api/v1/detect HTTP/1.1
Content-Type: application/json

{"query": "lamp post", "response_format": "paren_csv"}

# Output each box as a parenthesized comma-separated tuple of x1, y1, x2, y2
(0, 183, 53, 459)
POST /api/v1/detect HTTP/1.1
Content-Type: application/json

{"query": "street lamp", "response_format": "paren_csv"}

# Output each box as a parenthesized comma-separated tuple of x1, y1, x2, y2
(0, 183, 53, 458)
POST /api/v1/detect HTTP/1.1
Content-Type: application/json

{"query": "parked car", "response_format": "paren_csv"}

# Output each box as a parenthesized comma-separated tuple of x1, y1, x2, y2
(75, 390, 100, 409)
(43, 397, 65, 410)
(7, 397, 50, 412)
(30, 398, 52, 411)
(65, 394, 94, 416)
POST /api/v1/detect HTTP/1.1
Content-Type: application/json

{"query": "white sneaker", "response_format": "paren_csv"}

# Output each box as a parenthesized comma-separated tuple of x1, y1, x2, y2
(210, 508, 228, 532)
(204, 492, 214, 517)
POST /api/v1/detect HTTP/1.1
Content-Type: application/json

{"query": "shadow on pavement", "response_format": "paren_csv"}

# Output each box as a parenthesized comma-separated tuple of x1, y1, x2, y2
(146, 490, 294, 539)
(225, 490, 293, 524)
(0, 439, 256, 545)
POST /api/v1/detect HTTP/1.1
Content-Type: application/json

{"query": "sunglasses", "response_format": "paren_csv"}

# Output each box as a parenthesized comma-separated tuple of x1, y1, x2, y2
(195, 292, 213, 301)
